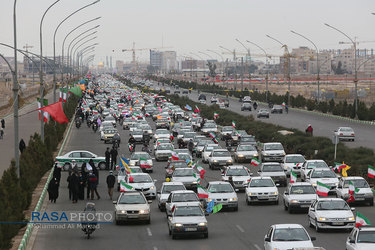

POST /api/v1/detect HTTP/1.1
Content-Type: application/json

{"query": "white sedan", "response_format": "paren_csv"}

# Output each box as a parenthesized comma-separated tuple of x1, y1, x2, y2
(346, 226, 375, 250)
(334, 127, 355, 141)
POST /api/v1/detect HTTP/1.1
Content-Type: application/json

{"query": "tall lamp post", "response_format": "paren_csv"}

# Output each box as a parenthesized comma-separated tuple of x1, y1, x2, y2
(73, 41, 98, 77)
(69, 33, 97, 78)
(266, 34, 291, 105)
(52, 0, 100, 103)
(291, 30, 321, 102)
(246, 40, 270, 102)
(236, 39, 251, 90)
(324, 23, 358, 118)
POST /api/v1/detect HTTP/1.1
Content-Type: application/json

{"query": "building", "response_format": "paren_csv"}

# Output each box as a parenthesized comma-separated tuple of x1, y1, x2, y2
(161, 51, 177, 72)
(150, 50, 162, 70)
(116, 60, 124, 73)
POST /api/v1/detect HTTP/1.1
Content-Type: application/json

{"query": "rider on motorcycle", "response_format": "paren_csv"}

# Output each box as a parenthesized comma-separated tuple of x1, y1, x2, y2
(81, 202, 97, 239)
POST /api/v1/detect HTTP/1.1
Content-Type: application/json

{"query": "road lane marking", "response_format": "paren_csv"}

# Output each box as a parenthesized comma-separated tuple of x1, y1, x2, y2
(153, 247, 158, 250)
(147, 227, 152, 236)
(236, 224, 245, 233)
(254, 244, 262, 250)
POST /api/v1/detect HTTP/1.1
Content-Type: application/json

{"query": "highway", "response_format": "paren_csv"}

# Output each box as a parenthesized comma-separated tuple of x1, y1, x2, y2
(31, 93, 375, 250)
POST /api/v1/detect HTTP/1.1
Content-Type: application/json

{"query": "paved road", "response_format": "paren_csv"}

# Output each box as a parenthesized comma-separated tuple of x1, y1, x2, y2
(156, 83, 375, 151)
(31, 105, 375, 250)
(0, 91, 53, 176)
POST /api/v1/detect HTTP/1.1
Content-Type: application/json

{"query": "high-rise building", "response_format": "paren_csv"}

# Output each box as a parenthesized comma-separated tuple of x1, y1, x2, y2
(150, 50, 162, 69)
(161, 51, 177, 72)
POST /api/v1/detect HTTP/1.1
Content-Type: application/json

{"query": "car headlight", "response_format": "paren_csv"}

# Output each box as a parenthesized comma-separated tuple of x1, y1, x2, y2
(229, 198, 237, 201)
(198, 222, 207, 226)
(213, 160, 218, 163)
(272, 192, 278, 195)
(150, 186, 155, 190)
(312, 183, 317, 187)
(290, 199, 299, 203)
(263, 153, 269, 156)
(174, 223, 183, 227)
(207, 198, 213, 202)
(192, 181, 198, 184)
(237, 154, 244, 158)
(282, 153, 286, 155)
(227, 159, 233, 163)
(318, 217, 327, 221)
(139, 209, 150, 214)
(348, 217, 355, 221)
(253, 153, 258, 157)
(248, 192, 254, 196)
(120, 210, 126, 214)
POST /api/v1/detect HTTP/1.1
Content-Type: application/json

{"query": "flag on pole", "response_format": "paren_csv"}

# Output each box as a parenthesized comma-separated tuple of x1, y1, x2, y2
(37, 98, 49, 122)
(171, 152, 179, 160)
(36, 101, 68, 124)
(316, 181, 330, 197)
(356, 212, 371, 227)
(212, 204, 223, 214)
(341, 165, 351, 177)
(194, 105, 200, 113)
(214, 112, 219, 119)
(250, 158, 261, 166)
(59, 88, 68, 102)
(290, 170, 297, 183)
(232, 121, 236, 128)
(120, 156, 132, 173)
(196, 166, 206, 179)
(368, 165, 375, 178)
(282, 102, 286, 107)
(128, 143, 133, 152)
(333, 162, 347, 173)
(209, 132, 216, 139)
(197, 184, 209, 198)
(120, 180, 134, 192)
(348, 181, 360, 195)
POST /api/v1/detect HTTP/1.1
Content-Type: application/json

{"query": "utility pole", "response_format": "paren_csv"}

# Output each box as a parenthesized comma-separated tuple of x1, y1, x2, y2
(241, 57, 244, 91)
(13, 0, 20, 177)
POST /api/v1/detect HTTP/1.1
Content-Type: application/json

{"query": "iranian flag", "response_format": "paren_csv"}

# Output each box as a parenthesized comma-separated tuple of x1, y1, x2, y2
(356, 212, 371, 227)
(194, 105, 200, 113)
(209, 132, 216, 139)
(37, 98, 49, 122)
(197, 184, 209, 199)
(334, 162, 346, 172)
(59, 88, 68, 103)
(140, 158, 151, 168)
(368, 165, 375, 178)
(196, 166, 206, 179)
(290, 170, 297, 183)
(120, 180, 134, 192)
(316, 181, 330, 197)
(128, 143, 133, 152)
(348, 181, 360, 195)
(214, 112, 219, 119)
(171, 152, 179, 160)
(250, 158, 261, 166)
(213, 137, 219, 144)
(232, 121, 236, 128)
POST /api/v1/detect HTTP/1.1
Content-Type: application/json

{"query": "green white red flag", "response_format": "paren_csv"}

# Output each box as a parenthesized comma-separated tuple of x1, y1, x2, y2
(197, 184, 209, 198)
(316, 181, 330, 197)
(214, 112, 219, 119)
(368, 165, 375, 178)
(120, 180, 134, 192)
(290, 170, 297, 183)
(348, 181, 360, 195)
(251, 158, 261, 166)
(232, 121, 236, 128)
(140, 158, 151, 169)
(356, 212, 371, 227)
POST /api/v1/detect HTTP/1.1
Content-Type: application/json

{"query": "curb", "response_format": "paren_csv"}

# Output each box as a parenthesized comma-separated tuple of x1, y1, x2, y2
(17, 118, 74, 250)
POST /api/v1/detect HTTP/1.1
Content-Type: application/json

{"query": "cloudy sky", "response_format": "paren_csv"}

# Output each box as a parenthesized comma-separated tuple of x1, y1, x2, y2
(1, 0, 375, 65)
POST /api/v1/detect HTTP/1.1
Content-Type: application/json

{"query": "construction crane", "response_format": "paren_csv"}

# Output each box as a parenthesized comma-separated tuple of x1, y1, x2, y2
(121, 42, 172, 64)
(220, 51, 279, 58)
(23, 44, 34, 52)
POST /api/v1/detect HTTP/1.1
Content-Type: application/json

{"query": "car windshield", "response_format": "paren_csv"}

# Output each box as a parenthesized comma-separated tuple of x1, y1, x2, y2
(285, 156, 305, 163)
(311, 170, 336, 178)
(130, 153, 151, 160)
(208, 183, 234, 193)
(118, 194, 146, 204)
(226, 168, 248, 176)
(131, 175, 153, 183)
(340, 127, 353, 132)
(198, 140, 211, 146)
(290, 185, 316, 194)
(172, 193, 198, 202)
(262, 164, 283, 172)
(306, 161, 328, 169)
(162, 185, 185, 194)
(260, 109, 268, 112)
(237, 145, 256, 151)
(273, 228, 310, 241)
(130, 168, 143, 173)
(173, 169, 194, 177)
(317, 200, 350, 210)
(170, 162, 188, 168)
(205, 146, 220, 151)
(357, 231, 375, 243)
(223, 127, 233, 132)
(265, 144, 283, 150)
(213, 151, 230, 157)
(250, 179, 274, 187)
(343, 179, 369, 188)
(240, 137, 255, 142)
(174, 206, 203, 217)
(157, 130, 169, 134)
(204, 123, 216, 128)
(132, 130, 143, 135)
(157, 144, 173, 150)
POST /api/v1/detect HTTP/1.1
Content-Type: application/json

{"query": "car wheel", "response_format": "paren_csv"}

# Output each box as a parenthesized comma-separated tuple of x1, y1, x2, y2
(315, 219, 321, 232)
(63, 163, 72, 171)
(203, 233, 208, 238)
(369, 199, 374, 206)
(308, 216, 313, 228)
(98, 162, 106, 170)
(168, 228, 171, 235)
(172, 233, 177, 239)
(283, 201, 288, 211)
(115, 219, 120, 225)
(146, 218, 151, 224)
(246, 198, 251, 206)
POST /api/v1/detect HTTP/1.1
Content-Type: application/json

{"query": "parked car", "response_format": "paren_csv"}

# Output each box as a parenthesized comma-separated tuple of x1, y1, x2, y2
(55, 150, 106, 171)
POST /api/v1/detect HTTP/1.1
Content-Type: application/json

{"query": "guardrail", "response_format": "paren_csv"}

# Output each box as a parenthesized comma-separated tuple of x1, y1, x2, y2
(17, 118, 74, 250)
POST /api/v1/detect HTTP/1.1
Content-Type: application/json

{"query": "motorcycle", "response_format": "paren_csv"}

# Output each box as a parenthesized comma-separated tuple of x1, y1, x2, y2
(87, 119, 92, 128)
(81, 202, 97, 239)
(92, 123, 98, 133)
(75, 118, 81, 129)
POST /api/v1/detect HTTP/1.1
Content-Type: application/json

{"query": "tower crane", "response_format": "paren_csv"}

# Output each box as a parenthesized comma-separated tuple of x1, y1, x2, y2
(121, 42, 172, 64)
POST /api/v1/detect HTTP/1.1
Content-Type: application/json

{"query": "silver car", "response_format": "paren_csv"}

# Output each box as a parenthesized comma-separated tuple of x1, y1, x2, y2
(157, 182, 186, 211)
(113, 191, 151, 224)
(334, 127, 355, 141)
(208, 149, 233, 170)
(234, 144, 258, 163)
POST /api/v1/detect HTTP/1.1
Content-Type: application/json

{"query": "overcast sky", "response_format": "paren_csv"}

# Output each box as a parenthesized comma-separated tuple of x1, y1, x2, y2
(1, 0, 375, 65)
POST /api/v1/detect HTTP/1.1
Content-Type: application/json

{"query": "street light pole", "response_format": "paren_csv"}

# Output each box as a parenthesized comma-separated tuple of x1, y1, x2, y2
(236, 39, 251, 90)
(52, 0, 100, 103)
(73, 41, 98, 77)
(40, 0, 60, 142)
(69, 33, 97, 78)
(324, 23, 358, 118)
(246, 40, 270, 102)
(266, 34, 291, 105)
(291, 30, 321, 102)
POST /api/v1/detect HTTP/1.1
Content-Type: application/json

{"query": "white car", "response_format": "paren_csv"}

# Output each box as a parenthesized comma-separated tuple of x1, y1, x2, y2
(167, 204, 208, 239)
(171, 168, 198, 190)
(334, 127, 355, 141)
(283, 182, 318, 213)
(125, 173, 157, 199)
(264, 224, 315, 250)
(258, 162, 287, 187)
(301, 160, 330, 181)
(113, 191, 151, 225)
(261, 142, 286, 162)
(206, 181, 238, 211)
(165, 190, 201, 216)
(208, 149, 233, 170)
(157, 182, 186, 211)
(99, 121, 113, 132)
(282, 154, 306, 177)
(306, 168, 339, 194)
(234, 144, 258, 163)
(336, 177, 374, 206)
(155, 143, 174, 161)
(246, 177, 279, 205)
(221, 165, 252, 191)
(154, 138, 170, 150)
(116, 166, 142, 191)
(346, 226, 375, 250)
(122, 117, 135, 130)
(201, 123, 218, 135)
(308, 198, 355, 232)
(202, 144, 221, 163)
(154, 129, 171, 140)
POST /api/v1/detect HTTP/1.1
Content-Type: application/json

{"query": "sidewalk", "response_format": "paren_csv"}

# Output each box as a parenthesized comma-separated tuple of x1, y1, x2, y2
(0, 91, 54, 177)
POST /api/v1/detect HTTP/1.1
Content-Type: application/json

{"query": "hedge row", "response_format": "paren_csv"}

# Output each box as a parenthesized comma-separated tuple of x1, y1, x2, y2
(0, 95, 79, 250)
(147, 76, 375, 121)
(119, 77, 375, 183)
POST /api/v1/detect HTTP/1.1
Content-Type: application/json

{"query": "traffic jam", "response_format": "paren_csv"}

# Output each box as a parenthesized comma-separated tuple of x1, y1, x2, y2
(56, 75, 375, 250)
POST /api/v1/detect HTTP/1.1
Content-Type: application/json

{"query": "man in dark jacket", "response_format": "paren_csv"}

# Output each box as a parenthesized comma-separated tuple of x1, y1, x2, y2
(88, 171, 100, 200)
(1, 118, 4, 129)
(105, 147, 110, 170)
(106, 171, 116, 200)
(110, 147, 118, 170)
(71, 171, 80, 203)
(48, 177, 59, 203)
(19, 139, 26, 154)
